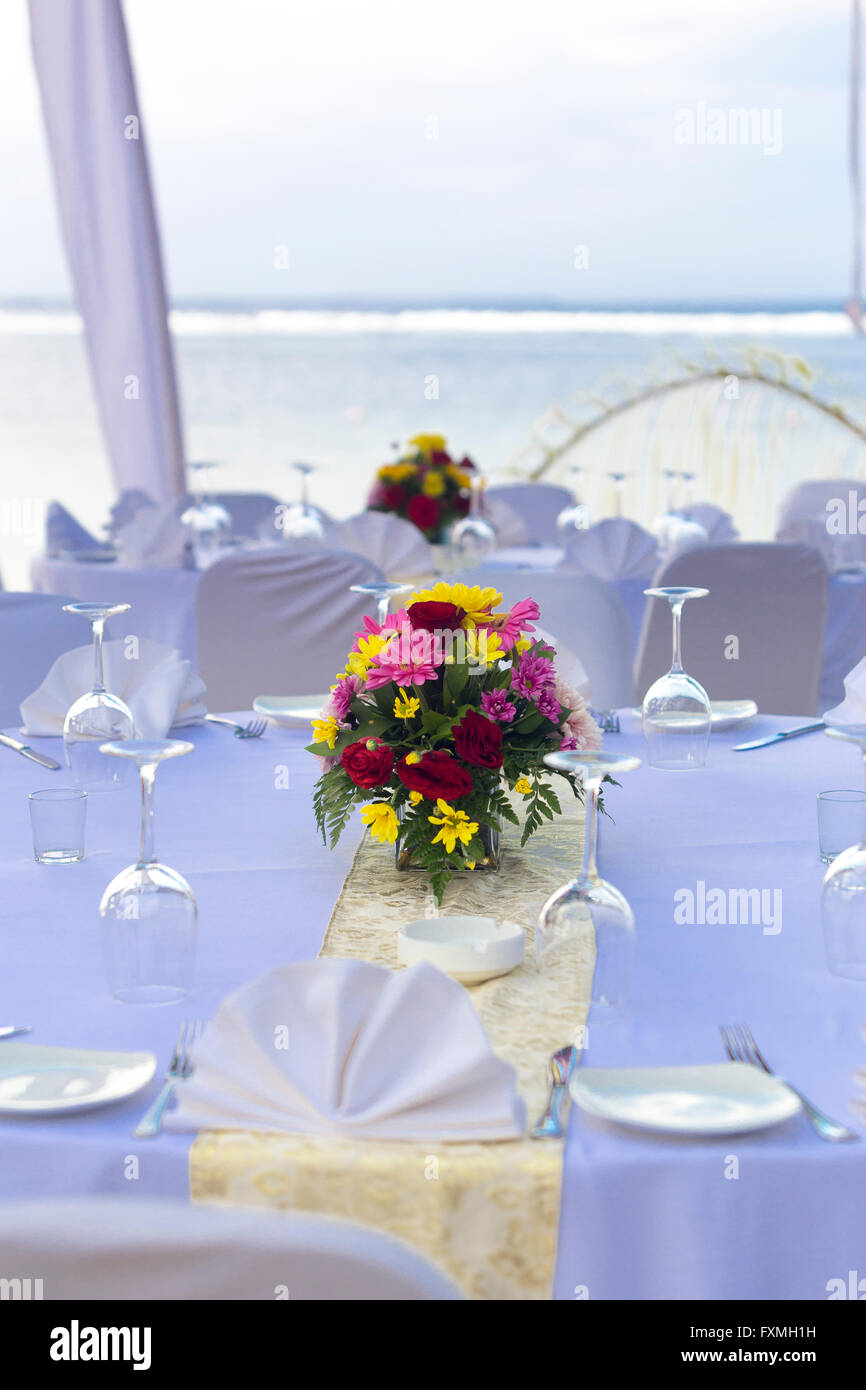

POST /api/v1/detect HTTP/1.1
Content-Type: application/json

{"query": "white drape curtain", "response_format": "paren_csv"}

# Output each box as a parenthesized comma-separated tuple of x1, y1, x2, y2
(28, 0, 185, 505)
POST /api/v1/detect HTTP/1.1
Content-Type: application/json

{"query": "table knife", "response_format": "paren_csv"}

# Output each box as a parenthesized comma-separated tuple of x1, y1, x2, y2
(0, 733, 61, 769)
(732, 722, 825, 752)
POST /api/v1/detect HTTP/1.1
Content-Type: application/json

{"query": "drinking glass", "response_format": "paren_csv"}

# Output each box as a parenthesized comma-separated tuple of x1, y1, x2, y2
(817, 790, 866, 864)
(607, 470, 628, 517)
(537, 750, 641, 1012)
(822, 726, 866, 977)
(28, 788, 87, 864)
(277, 462, 325, 542)
(99, 739, 197, 1004)
(62, 602, 135, 790)
(556, 466, 591, 538)
(180, 461, 232, 563)
(349, 581, 411, 627)
(641, 587, 711, 769)
(450, 475, 497, 564)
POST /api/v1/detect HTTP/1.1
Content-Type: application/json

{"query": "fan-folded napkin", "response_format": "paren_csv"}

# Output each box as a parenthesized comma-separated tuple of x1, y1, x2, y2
(20, 638, 206, 739)
(164, 958, 526, 1143)
(116, 504, 188, 568)
(825, 655, 866, 727)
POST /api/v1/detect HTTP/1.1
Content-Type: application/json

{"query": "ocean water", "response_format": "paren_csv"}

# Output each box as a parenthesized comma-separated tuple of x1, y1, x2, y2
(0, 304, 864, 588)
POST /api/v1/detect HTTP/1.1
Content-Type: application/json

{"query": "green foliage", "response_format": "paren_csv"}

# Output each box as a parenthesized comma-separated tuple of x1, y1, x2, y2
(312, 766, 364, 848)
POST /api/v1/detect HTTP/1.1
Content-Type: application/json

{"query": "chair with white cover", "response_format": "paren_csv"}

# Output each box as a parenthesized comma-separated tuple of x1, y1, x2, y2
(324, 512, 434, 579)
(685, 503, 739, 545)
(196, 547, 385, 707)
(0, 592, 77, 727)
(485, 484, 573, 545)
(558, 518, 659, 583)
(0, 1198, 462, 1300)
(456, 566, 636, 709)
(634, 542, 828, 716)
(776, 478, 866, 535)
(481, 493, 530, 547)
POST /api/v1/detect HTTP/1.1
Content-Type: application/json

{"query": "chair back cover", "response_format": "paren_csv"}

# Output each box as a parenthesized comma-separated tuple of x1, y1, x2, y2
(0, 592, 78, 726)
(559, 517, 659, 582)
(325, 512, 434, 579)
(685, 502, 739, 545)
(485, 483, 573, 545)
(776, 478, 866, 534)
(634, 542, 828, 715)
(0, 1198, 461, 1300)
(456, 566, 635, 709)
(480, 493, 530, 546)
(197, 547, 384, 707)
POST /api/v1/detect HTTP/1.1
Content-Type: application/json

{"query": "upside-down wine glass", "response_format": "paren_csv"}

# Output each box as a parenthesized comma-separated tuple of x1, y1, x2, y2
(607, 470, 628, 517)
(641, 587, 711, 769)
(278, 461, 325, 542)
(349, 581, 412, 628)
(62, 602, 135, 790)
(537, 750, 641, 1011)
(180, 461, 232, 564)
(556, 465, 591, 538)
(99, 739, 198, 1004)
(450, 474, 497, 564)
(822, 725, 866, 978)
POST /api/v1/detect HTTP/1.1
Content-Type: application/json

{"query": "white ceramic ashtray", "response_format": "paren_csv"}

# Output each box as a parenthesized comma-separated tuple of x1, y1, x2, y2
(397, 915, 525, 985)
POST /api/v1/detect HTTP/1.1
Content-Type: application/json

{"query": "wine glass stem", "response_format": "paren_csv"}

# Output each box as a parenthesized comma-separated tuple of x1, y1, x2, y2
(138, 763, 158, 866)
(91, 618, 106, 693)
(470, 479, 482, 518)
(582, 778, 601, 882)
(377, 596, 390, 627)
(670, 602, 684, 674)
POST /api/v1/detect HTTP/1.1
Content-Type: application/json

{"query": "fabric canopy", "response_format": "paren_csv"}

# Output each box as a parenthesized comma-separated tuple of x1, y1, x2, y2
(29, 0, 185, 505)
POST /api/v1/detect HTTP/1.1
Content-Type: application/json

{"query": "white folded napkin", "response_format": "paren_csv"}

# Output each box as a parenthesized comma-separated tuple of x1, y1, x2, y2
(324, 512, 433, 579)
(20, 637, 207, 739)
(45, 501, 101, 557)
(164, 958, 526, 1143)
(560, 517, 659, 581)
(116, 504, 188, 568)
(824, 655, 866, 727)
(107, 488, 156, 540)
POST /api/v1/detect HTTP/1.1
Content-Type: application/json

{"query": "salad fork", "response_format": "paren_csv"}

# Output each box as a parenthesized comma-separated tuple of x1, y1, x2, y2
(720, 1022, 859, 1143)
(205, 715, 267, 739)
(134, 1019, 201, 1137)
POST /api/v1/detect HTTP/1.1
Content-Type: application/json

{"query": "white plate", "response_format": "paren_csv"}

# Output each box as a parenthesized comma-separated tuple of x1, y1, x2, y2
(629, 699, 758, 732)
(253, 695, 331, 728)
(0, 1042, 157, 1115)
(569, 1062, 801, 1136)
(398, 915, 525, 985)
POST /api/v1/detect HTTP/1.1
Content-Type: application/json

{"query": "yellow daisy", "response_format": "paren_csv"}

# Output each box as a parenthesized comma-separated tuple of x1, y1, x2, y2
(421, 471, 446, 497)
(311, 715, 341, 750)
(360, 802, 399, 844)
(427, 798, 478, 854)
(514, 777, 533, 795)
(409, 581, 502, 627)
(409, 433, 447, 458)
(394, 690, 420, 719)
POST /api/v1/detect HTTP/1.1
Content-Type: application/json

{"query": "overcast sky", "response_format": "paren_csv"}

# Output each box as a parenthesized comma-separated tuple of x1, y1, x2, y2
(0, 0, 857, 304)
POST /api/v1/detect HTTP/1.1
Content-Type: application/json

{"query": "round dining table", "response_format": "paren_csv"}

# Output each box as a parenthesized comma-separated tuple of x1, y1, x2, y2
(1, 707, 864, 1299)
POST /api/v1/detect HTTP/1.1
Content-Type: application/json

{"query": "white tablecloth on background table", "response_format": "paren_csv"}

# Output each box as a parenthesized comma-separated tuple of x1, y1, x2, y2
(2, 710, 866, 1298)
(31, 556, 201, 663)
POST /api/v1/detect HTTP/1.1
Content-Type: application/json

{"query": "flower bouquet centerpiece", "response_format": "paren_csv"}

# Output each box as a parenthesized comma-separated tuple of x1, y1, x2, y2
(367, 434, 475, 540)
(307, 582, 603, 901)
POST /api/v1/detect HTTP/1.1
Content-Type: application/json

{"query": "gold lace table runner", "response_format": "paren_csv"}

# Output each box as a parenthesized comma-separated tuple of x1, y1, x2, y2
(190, 800, 592, 1300)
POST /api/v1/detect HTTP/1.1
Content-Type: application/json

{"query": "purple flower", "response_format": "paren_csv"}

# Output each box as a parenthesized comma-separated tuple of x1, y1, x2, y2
(481, 689, 517, 724)
(535, 689, 562, 723)
(511, 651, 556, 700)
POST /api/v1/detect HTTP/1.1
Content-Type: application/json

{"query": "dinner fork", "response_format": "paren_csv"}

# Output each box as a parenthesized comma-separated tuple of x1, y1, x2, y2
(134, 1019, 202, 1138)
(205, 715, 267, 739)
(720, 1023, 859, 1143)
(530, 1044, 576, 1138)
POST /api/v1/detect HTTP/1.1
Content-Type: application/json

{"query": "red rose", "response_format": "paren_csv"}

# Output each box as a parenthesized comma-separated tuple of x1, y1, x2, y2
(454, 493, 470, 515)
(407, 494, 440, 532)
(407, 600, 465, 633)
(383, 484, 407, 511)
(429, 449, 452, 466)
(458, 454, 475, 471)
(397, 750, 473, 802)
(453, 709, 503, 769)
(341, 738, 394, 789)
